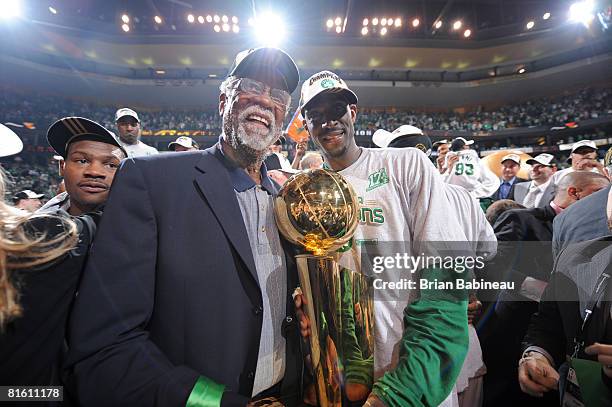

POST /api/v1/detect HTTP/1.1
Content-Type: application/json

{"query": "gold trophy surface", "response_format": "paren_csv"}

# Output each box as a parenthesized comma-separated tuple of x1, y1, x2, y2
(274, 169, 374, 406)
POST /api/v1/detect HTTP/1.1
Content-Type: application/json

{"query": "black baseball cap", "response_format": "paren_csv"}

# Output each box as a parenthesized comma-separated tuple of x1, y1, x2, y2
(47, 117, 127, 159)
(228, 47, 299, 93)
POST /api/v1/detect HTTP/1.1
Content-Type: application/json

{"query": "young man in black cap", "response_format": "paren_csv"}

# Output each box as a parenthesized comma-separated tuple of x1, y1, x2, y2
(65, 47, 303, 406)
(40, 117, 127, 216)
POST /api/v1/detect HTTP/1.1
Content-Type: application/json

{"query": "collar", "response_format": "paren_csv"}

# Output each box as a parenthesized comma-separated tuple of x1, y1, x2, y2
(532, 179, 551, 192)
(549, 200, 564, 215)
(38, 191, 70, 214)
(502, 176, 517, 185)
(215, 139, 276, 194)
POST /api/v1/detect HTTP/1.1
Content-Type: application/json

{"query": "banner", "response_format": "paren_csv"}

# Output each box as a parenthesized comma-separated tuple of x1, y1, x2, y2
(285, 110, 309, 143)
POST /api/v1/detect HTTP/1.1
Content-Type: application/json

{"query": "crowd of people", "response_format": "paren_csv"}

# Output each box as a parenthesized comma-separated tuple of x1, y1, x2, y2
(2, 84, 611, 135)
(1, 47, 611, 407)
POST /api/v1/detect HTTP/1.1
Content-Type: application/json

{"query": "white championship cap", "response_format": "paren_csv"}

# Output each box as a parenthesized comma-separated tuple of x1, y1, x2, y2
(299, 70, 358, 114)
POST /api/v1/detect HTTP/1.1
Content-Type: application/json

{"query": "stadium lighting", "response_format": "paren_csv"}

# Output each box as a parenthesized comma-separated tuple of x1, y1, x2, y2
(222, 23, 230, 32)
(463, 29, 471, 37)
(154, 15, 162, 24)
(434, 20, 443, 29)
(363, 18, 368, 26)
(335, 17, 341, 26)
(526, 20, 535, 29)
(372, 17, 378, 26)
(412, 18, 420, 28)
(453, 20, 462, 30)
(381, 18, 387, 26)
(213, 24, 220, 32)
(232, 16, 238, 24)
(0, 1, 22, 19)
(187, 14, 195, 23)
(326, 19, 333, 28)
(213, 15, 220, 23)
(206, 15, 212, 23)
(121, 14, 130, 24)
(361, 26, 368, 35)
(518, 67, 526, 74)
(254, 12, 286, 47)
(568, 1, 595, 26)
(543, 12, 551, 20)
(335, 25, 341, 33)
(121, 24, 130, 32)
(198, 16, 204, 24)
(394, 18, 401, 27)
(232, 24, 239, 33)
(222, 15, 228, 23)
(48, 6, 57, 15)
(380, 27, 387, 36)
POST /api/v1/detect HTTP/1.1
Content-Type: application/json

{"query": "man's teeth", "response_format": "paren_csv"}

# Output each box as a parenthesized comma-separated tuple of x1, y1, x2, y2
(248, 114, 270, 126)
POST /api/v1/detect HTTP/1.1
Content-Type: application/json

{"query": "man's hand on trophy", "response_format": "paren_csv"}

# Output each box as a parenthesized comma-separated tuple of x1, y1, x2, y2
(345, 383, 370, 402)
(293, 287, 311, 338)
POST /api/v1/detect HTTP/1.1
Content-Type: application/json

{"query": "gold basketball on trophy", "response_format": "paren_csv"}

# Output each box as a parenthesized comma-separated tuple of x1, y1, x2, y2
(274, 169, 360, 256)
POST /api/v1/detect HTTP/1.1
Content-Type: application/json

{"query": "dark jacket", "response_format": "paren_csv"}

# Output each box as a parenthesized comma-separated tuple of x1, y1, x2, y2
(523, 236, 612, 373)
(64, 145, 302, 407)
(483, 204, 557, 292)
(0, 212, 99, 387)
(491, 177, 528, 201)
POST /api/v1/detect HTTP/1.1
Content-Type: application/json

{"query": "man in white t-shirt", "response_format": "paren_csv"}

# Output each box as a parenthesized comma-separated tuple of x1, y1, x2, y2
(549, 140, 608, 189)
(299, 70, 471, 407)
(115, 107, 159, 157)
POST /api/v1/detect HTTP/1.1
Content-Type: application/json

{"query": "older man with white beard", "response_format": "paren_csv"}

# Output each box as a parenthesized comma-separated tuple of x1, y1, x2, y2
(65, 48, 304, 407)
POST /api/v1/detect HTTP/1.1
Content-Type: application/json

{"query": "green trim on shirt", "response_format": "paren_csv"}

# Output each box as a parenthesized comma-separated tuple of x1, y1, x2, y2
(186, 376, 225, 407)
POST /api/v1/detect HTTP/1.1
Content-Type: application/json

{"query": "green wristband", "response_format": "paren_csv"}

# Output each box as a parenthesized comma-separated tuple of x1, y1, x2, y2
(186, 376, 225, 407)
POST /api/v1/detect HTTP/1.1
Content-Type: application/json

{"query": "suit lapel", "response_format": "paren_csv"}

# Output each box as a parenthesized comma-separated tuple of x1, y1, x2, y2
(193, 147, 259, 286)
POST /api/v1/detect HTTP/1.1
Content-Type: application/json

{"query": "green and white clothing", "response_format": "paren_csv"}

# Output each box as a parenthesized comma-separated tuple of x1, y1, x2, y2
(337, 147, 469, 407)
(442, 150, 498, 199)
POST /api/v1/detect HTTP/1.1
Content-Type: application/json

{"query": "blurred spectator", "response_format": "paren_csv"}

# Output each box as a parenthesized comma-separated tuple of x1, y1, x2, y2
(485, 199, 525, 225)
(299, 152, 324, 170)
(114, 108, 159, 157)
(13, 189, 44, 212)
(168, 136, 199, 152)
(514, 154, 556, 208)
(491, 154, 528, 201)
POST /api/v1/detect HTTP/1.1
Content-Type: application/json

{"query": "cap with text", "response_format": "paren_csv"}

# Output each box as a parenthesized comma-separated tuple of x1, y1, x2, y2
(299, 70, 358, 114)
(115, 108, 140, 123)
(501, 153, 521, 165)
(526, 153, 554, 167)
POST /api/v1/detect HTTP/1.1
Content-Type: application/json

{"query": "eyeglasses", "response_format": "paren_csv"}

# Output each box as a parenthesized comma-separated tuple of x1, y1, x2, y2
(304, 101, 349, 126)
(228, 78, 291, 109)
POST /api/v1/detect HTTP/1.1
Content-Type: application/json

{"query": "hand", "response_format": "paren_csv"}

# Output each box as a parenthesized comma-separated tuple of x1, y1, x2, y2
(293, 288, 311, 339)
(363, 394, 386, 406)
(518, 353, 559, 397)
(295, 141, 307, 158)
(446, 154, 460, 172)
(436, 156, 447, 173)
(467, 295, 482, 325)
(585, 342, 612, 378)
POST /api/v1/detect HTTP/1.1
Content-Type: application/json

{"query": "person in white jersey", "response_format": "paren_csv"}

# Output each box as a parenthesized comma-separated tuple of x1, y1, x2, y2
(299, 70, 471, 407)
(374, 124, 497, 406)
(441, 137, 499, 200)
(114, 107, 159, 157)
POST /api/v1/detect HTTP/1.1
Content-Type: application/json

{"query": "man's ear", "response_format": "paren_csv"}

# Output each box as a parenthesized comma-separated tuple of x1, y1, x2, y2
(349, 104, 357, 123)
(567, 186, 579, 200)
(219, 93, 227, 116)
(59, 160, 65, 177)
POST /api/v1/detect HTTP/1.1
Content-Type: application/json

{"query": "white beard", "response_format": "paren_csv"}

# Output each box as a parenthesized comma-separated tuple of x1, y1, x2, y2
(235, 105, 279, 151)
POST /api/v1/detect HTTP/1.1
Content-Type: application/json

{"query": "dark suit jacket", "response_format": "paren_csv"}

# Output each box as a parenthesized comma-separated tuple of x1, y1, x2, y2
(491, 177, 528, 201)
(64, 145, 302, 406)
(523, 236, 612, 371)
(486, 204, 557, 289)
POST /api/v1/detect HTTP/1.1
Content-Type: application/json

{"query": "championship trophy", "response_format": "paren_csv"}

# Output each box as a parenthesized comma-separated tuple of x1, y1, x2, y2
(274, 169, 374, 406)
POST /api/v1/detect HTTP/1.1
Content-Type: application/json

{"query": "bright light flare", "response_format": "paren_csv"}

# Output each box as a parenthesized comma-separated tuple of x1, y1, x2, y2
(453, 20, 462, 30)
(568, 1, 595, 26)
(254, 12, 286, 47)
